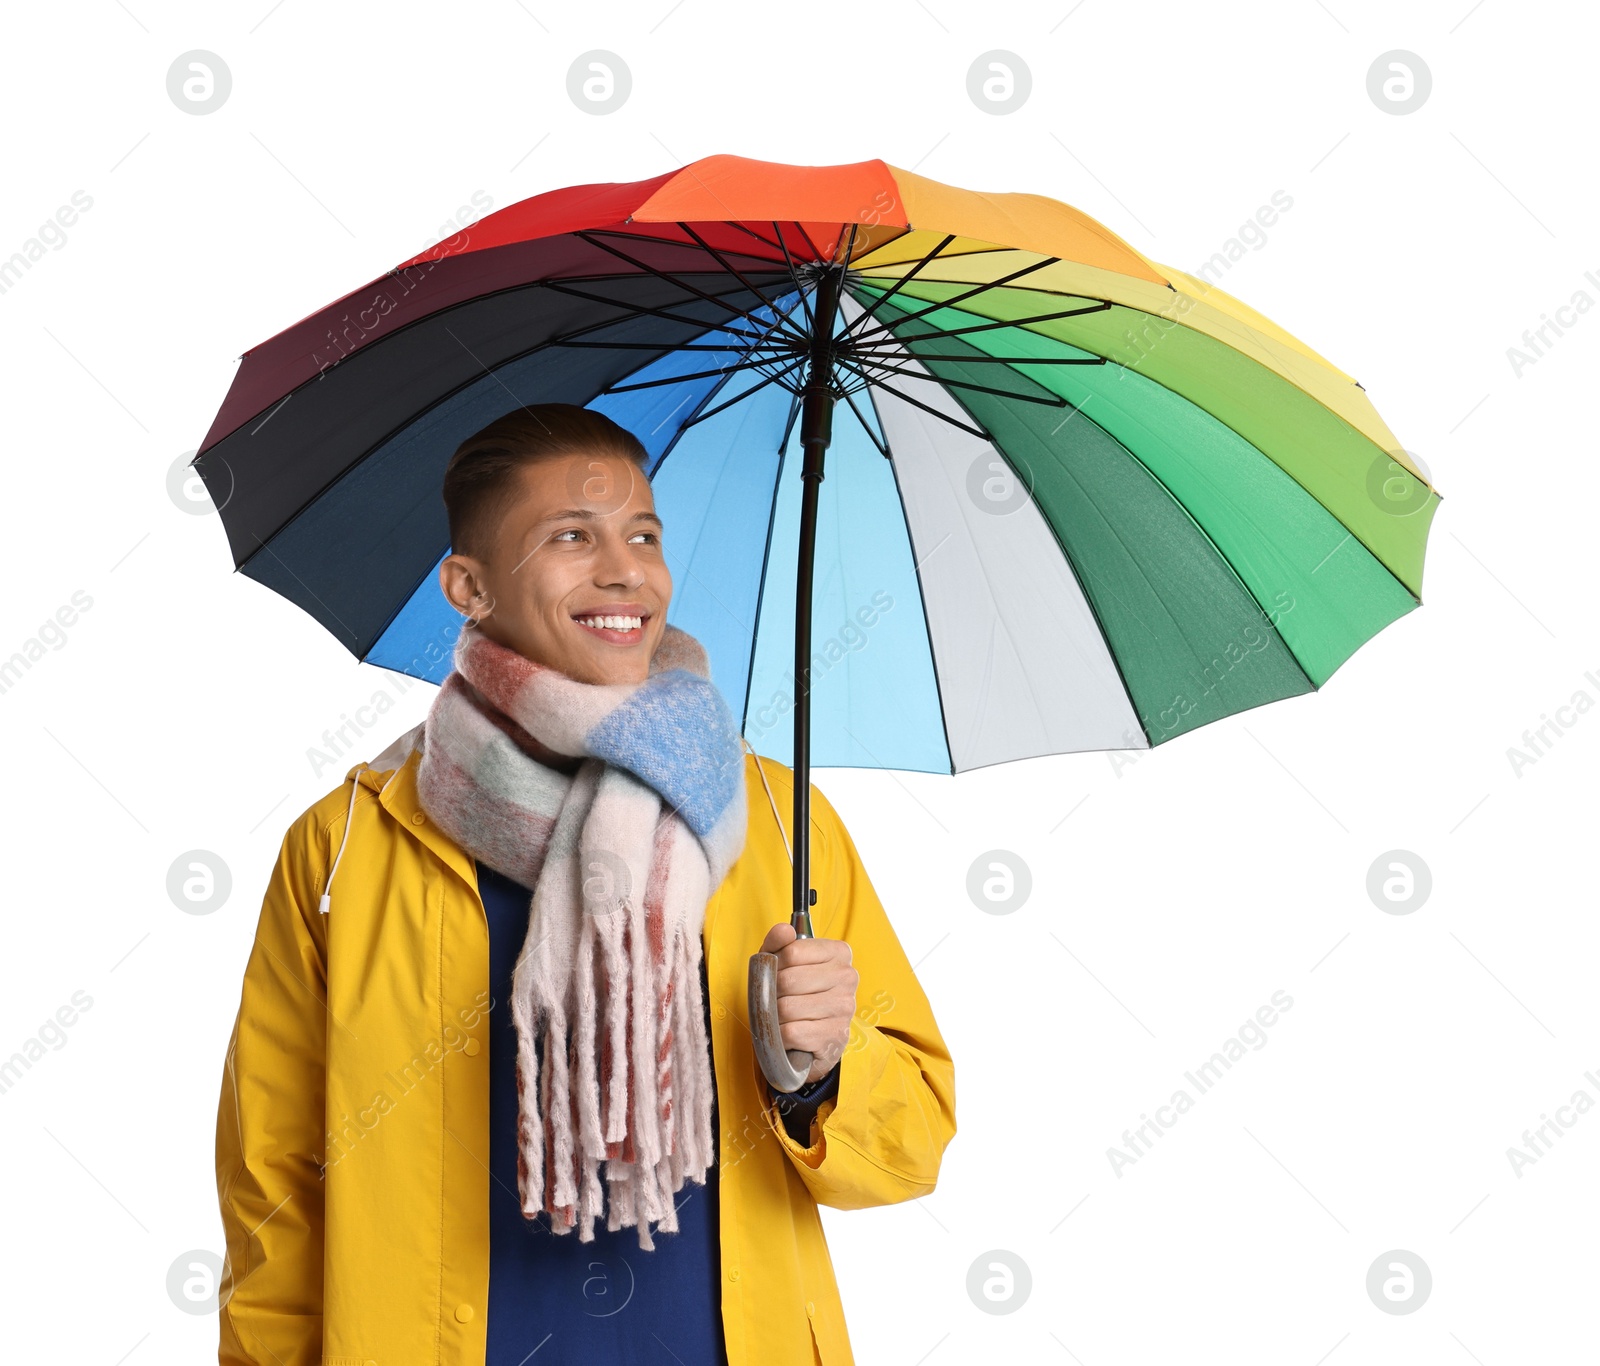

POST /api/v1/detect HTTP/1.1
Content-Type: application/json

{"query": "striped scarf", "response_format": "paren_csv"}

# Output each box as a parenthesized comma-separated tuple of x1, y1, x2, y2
(411, 621, 746, 1249)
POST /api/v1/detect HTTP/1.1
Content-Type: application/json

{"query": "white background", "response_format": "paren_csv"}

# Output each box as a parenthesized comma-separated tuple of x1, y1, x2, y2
(0, 2, 1594, 1362)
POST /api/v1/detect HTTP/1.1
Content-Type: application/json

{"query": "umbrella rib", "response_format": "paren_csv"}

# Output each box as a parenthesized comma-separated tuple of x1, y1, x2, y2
(736, 387, 800, 737)
(721, 220, 789, 254)
(858, 379, 958, 773)
(604, 355, 804, 394)
(228, 297, 786, 586)
(677, 356, 809, 428)
(838, 384, 889, 457)
(536, 278, 782, 346)
(676, 221, 813, 341)
(844, 353, 1107, 369)
(789, 219, 829, 265)
(578, 226, 783, 272)
(546, 338, 800, 354)
(837, 221, 862, 267)
(603, 294, 815, 398)
(540, 278, 811, 404)
(572, 230, 810, 343)
(835, 233, 956, 338)
(834, 371, 994, 441)
(852, 299, 1112, 343)
(771, 222, 818, 336)
(846, 255, 1065, 346)
(643, 291, 825, 415)
(539, 267, 791, 286)
(834, 355, 1070, 407)
(850, 242, 1012, 270)
(647, 353, 768, 480)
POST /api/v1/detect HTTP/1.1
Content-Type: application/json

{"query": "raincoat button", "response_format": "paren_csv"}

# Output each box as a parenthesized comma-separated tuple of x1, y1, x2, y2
(464, 1038, 481, 1056)
(727, 1268, 741, 1283)
(412, 812, 425, 826)
(715, 1005, 727, 1019)
(806, 1300, 815, 1316)
(454, 1303, 475, 1322)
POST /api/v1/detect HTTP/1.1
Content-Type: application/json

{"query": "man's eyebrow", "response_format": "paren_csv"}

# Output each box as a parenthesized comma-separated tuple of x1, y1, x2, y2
(531, 508, 599, 525)
(526, 508, 663, 529)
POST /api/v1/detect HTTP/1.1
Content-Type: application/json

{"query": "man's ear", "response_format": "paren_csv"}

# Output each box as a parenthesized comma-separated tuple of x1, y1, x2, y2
(439, 552, 490, 619)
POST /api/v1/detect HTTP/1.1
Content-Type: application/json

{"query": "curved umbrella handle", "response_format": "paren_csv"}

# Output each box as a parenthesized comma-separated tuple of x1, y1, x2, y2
(748, 950, 812, 1093)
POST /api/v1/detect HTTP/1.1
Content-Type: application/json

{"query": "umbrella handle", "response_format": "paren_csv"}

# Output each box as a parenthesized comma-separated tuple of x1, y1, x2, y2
(747, 903, 817, 1093)
(747, 949, 813, 1093)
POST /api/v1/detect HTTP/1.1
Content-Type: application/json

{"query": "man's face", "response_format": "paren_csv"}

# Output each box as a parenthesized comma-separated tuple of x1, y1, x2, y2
(439, 450, 671, 686)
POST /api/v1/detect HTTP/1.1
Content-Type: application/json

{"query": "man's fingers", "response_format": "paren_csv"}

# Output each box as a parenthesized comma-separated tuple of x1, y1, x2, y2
(776, 961, 859, 999)
(775, 937, 852, 970)
(759, 926, 854, 972)
(778, 1016, 847, 1061)
(775, 986, 858, 1023)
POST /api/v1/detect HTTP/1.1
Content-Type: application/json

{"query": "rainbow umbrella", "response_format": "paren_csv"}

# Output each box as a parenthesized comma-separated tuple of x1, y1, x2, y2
(195, 154, 1438, 1081)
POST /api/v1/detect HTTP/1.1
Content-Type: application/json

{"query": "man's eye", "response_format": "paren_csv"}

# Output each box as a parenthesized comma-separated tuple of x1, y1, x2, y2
(552, 528, 584, 542)
(628, 531, 659, 545)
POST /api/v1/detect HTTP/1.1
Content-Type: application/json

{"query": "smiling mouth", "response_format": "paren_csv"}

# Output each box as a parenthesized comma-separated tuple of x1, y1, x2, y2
(573, 611, 649, 643)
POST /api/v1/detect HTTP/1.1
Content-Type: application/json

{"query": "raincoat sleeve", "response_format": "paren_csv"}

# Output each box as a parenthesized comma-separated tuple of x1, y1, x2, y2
(758, 782, 957, 1209)
(214, 799, 331, 1365)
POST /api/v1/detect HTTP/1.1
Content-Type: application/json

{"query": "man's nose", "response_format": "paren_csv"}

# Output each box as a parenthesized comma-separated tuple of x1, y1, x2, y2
(593, 537, 645, 590)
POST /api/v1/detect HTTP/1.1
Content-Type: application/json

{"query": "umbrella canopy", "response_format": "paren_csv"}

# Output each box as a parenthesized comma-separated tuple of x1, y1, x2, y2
(196, 154, 1438, 781)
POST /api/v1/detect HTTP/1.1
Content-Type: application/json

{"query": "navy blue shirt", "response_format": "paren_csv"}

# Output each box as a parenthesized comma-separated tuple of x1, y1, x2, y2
(479, 859, 726, 1365)
(477, 858, 841, 1366)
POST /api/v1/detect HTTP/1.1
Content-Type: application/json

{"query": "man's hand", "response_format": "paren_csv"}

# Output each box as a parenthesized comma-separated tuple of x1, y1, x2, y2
(758, 922, 859, 1086)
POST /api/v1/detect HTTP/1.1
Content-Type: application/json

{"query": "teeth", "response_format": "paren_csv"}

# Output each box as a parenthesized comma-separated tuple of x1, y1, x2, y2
(577, 615, 642, 631)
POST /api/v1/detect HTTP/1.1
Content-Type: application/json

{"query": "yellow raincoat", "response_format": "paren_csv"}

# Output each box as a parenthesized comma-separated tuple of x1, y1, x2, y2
(215, 740, 956, 1366)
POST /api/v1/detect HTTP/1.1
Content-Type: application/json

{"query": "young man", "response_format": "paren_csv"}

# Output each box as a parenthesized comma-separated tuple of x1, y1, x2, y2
(214, 404, 957, 1366)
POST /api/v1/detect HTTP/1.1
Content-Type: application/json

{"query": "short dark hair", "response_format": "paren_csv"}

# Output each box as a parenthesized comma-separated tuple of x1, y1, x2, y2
(441, 403, 649, 559)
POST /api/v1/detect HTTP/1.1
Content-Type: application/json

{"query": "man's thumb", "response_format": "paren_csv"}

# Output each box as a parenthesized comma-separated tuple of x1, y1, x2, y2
(759, 921, 798, 954)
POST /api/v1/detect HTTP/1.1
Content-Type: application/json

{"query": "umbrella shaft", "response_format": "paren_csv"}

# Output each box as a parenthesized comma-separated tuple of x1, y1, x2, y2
(791, 264, 845, 938)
